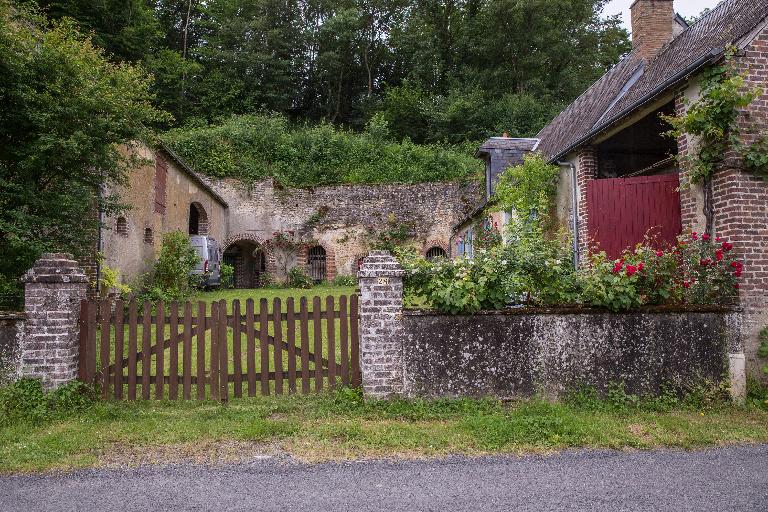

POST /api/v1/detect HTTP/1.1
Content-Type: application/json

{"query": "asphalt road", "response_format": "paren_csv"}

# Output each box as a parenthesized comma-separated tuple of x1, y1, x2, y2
(2, 445, 767, 512)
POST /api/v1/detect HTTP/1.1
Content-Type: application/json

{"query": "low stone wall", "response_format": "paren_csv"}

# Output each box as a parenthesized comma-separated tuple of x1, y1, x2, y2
(357, 251, 746, 401)
(400, 308, 741, 399)
(0, 312, 25, 385)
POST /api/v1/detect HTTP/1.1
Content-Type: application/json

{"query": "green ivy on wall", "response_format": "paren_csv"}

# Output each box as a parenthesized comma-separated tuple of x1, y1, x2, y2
(663, 48, 762, 184)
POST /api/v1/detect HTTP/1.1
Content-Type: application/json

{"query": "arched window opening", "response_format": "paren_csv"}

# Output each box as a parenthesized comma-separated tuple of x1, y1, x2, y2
(308, 246, 327, 282)
(426, 246, 447, 261)
(143, 228, 154, 245)
(116, 217, 128, 236)
(188, 202, 209, 236)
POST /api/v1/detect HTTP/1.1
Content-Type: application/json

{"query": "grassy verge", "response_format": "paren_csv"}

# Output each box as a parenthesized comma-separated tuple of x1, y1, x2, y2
(2, 387, 768, 474)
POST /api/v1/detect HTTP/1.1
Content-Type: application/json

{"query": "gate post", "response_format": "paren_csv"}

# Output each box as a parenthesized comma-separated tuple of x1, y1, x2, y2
(21, 253, 88, 389)
(357, 251, 405, 398)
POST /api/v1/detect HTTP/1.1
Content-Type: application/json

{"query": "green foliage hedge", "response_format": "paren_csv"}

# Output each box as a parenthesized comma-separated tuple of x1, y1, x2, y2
(161, 114, 482, 187)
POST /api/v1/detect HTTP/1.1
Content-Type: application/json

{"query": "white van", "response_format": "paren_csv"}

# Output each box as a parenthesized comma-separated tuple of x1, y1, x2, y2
(190, 235, 222, 288)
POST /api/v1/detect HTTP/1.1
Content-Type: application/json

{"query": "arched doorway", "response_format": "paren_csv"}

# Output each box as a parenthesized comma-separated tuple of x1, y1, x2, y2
(307, 245, 327, 282)
(188, 202, 209, 235)
(224, 240, 267, 288)
(425, 246, 447, 261)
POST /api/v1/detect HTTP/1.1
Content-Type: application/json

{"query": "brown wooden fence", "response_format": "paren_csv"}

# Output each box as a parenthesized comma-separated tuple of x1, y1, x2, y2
(78, 295, 360, 402)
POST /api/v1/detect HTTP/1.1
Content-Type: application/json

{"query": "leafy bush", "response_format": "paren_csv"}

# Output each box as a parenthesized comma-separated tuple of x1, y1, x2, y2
(498, 221, 579, 305)
(399, 247, 508, 314)
(400, 231, 743, 314)
(220, 263, 234, 289)
(99, 262, 131, 298)
(493, 153, 561, 227)
(0, 379, 95, 426)
(139, 231, 199, 303)
(581, 233, 741, 311)
(287, 266, 313, 289)
(331, 275, 357, 286)
(161, 114, 482, 187)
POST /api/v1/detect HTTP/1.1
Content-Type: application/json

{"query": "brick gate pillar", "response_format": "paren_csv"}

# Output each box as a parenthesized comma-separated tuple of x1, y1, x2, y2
(21, 253, 88, 389)
(357, 250, 405, 398)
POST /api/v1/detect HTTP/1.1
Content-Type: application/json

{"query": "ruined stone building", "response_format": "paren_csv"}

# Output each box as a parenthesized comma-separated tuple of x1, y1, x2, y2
(102, 142, 479, 289)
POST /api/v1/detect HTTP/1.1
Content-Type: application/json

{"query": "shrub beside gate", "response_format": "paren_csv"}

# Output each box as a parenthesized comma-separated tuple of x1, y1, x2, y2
(78, 295, 360, 402)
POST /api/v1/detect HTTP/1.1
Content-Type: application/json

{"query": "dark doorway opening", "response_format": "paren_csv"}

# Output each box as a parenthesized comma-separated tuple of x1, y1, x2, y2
(596, 101, 678, 178)
(308, 246, 327, 282)
(189, 202, 208, 235)
(224, 240, 267, 288)
(426, 246, 447, 261)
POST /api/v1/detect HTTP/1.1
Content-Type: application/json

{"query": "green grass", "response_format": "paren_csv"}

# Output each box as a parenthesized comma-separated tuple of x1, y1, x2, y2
(2, 390, 768, 473)
(193, 285, 357, 309)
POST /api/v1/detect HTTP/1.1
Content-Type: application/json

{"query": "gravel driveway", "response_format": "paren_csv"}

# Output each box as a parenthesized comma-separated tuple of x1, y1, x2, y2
(2, 445, 767, 511)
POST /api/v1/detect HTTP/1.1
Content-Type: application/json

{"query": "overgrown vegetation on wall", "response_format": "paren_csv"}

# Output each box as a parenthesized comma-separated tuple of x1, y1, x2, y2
(663, 48, 761, 185)
(162, 114, 482, 187)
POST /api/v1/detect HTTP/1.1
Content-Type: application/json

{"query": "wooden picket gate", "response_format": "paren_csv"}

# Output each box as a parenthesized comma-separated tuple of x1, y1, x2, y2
(78, 295, 360, 402)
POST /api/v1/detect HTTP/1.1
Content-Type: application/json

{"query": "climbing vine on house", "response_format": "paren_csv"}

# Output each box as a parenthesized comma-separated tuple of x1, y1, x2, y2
(491, 153, 560, 228)
(663, 48, 761, 184)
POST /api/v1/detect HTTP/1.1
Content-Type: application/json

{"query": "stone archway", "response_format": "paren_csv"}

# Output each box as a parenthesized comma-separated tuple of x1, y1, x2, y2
(423, 240, 450, 260)
(223, 233, 274, 288)
(297, 243, 336, 282)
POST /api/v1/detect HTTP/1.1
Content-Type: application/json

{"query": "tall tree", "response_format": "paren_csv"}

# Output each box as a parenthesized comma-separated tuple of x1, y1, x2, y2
(0, 2, 168, 296)
(36, 0, 162, 61)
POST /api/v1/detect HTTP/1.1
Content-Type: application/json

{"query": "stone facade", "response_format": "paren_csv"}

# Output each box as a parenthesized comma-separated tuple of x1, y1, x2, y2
(357, 251, 405, 398)
(102, 144, 228, 285)
(401, 308, 743, 400)
(20, 254, 88, 389)
(103, 143, 478, 288)
(217, 178, 479, 282)
(0, 313, 24, 385)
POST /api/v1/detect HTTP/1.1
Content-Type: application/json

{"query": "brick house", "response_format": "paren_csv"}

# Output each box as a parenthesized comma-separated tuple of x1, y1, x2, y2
(455, 0, 768, 376)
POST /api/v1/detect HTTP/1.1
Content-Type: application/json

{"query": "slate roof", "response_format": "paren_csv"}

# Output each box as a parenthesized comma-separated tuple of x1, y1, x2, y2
(477, 137, 540, 154)
(536, 0, 768, 161)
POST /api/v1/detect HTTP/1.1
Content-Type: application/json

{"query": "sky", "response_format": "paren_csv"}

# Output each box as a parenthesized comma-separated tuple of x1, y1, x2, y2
(603, 0, 724, 30)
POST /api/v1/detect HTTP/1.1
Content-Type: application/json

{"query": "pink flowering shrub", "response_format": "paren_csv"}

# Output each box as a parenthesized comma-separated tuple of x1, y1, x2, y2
(580, 232, 742, 311)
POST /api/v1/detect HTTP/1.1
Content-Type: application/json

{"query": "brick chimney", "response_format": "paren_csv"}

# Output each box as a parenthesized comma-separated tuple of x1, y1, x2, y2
(630, 0, 675, 61)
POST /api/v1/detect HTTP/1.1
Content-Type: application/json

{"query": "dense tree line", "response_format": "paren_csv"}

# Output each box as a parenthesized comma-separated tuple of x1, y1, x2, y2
(35, 0, 630, 142)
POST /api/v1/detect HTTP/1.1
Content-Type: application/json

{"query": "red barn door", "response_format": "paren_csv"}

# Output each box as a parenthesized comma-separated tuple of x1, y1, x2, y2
(586, 174, 682, 259)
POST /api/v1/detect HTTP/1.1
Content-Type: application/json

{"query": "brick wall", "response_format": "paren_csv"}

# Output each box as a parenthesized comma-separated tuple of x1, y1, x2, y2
(630, 0, 674, 61)
(678, 27, 768, 377)
(576, 146, 598, 259)
(357, 251, 405, 398)
(20, 254, 88, 389)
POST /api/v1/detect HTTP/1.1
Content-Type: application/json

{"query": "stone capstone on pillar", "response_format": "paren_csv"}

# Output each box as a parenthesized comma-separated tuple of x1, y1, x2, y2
(21, 253, 88, 389)
(357, 250, 405, 398)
